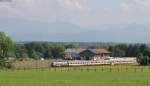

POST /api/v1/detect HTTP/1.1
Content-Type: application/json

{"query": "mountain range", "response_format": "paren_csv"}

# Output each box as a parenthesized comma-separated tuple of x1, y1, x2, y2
(0, 18, 150, 43)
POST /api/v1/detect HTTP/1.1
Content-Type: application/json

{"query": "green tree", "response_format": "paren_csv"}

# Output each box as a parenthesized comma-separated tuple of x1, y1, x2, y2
(137, 53, 150, 65)
(109, 46, 125, 57)
(44, 48, 52, 59)
(126, 44, 140, 57)
(140, 44, 147, 53)
(15, 45, 28, 59)
(0, 56, 4, 68)
(65, 44, 79, 49)
(30, 50, 39, 60)
(136, 53, 143, 64)
(0, 32, 13, 67)
(140, 56, 149, 65)
(51, 44, 65, 59)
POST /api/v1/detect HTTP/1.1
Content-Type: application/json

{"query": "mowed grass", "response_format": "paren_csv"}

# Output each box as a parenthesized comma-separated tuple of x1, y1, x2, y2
(0, 66, 150, 86)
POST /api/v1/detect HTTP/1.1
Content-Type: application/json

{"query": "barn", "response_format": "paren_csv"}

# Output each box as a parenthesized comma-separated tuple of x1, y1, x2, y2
(79, 49, 111, 60)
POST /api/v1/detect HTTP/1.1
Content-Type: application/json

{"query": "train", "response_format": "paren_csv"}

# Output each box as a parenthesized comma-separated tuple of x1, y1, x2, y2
(51, 58, 137, 67)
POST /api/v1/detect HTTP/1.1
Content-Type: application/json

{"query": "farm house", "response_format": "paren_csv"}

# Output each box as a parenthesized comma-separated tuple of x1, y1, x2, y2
(65, 48, 111, 60)
(79, 49, 111, 60)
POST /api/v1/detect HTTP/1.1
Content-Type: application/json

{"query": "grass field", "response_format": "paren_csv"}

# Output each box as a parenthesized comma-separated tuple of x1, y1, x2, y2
(0, 66, 150, 86)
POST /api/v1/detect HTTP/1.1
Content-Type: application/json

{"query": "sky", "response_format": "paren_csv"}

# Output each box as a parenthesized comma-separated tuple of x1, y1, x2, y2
(0, 0, 150, 42)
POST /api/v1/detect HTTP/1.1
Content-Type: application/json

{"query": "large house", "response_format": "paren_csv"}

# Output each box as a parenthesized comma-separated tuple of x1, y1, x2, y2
(65, 48, 86, 60)
(65, 48, 111, 60)
(79, 49, 111, 60)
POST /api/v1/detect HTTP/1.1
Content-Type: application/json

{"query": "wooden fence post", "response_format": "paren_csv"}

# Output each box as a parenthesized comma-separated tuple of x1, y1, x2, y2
(94, 67, 96, 72)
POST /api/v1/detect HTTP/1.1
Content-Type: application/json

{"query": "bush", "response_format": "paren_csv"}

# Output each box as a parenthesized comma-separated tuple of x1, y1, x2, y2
(0, 56, 4, 68)
(137, 54, 150, 65)
(5, 62, 13, 69)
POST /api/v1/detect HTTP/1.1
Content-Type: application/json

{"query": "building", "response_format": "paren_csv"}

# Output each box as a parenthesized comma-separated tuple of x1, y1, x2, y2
(79, 49, 111, 60)
(65, 48, 111, 60)
(65, 48, 86, 60)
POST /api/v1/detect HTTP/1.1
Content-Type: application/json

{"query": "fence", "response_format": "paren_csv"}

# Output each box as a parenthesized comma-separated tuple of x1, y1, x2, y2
(9, 60, 150, 73)
(11, 60, 52, 70)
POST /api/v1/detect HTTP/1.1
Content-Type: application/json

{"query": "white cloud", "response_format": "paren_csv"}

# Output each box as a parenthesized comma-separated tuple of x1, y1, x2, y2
(118, 0, 150, 26)
(57, 0, 90, 11)
(120, 0, 150, 12)
(118, 0, 150, 17)
(120, 3, 130, 13)
(0, 0, 90, 15)
(0, 0, 91, 22)
(1, 0, 150, 30)
(133, 0, 150, 7)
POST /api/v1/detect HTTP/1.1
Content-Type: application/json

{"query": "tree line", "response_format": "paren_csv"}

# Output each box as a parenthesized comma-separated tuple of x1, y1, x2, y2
(15, 42, 65, 60)
(108, 44, 150, 65)
(1, 32, 150, 67)
(0, 32, 66, 67)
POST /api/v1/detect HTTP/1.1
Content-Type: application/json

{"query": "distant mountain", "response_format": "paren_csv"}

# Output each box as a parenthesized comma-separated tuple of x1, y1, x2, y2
(0, 18, 150, 43)
(0, 18, 84, 41)
(59, 23, 150, 43)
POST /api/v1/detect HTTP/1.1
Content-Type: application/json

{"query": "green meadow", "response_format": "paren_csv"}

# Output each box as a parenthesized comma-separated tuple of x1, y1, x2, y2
(0, 66, 150, 86)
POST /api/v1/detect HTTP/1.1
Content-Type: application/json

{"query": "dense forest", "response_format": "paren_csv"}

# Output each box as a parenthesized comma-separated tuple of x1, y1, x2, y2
(0, 32, 150, 66)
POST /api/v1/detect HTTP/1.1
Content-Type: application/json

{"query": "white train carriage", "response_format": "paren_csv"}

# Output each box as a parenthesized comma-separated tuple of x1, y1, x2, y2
(51, 58, 137, 67)
(52, 60, 114, 67)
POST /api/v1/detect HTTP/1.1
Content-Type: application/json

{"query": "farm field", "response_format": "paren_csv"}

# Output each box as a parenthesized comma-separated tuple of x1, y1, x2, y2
(0, 66, 150, 86)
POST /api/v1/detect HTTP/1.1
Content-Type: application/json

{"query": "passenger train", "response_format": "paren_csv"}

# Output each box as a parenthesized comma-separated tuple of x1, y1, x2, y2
(51, 58, 137, 67)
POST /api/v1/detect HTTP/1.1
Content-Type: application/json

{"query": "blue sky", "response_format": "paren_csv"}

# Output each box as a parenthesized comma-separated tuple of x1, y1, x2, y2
(0, 0, 150, 42)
